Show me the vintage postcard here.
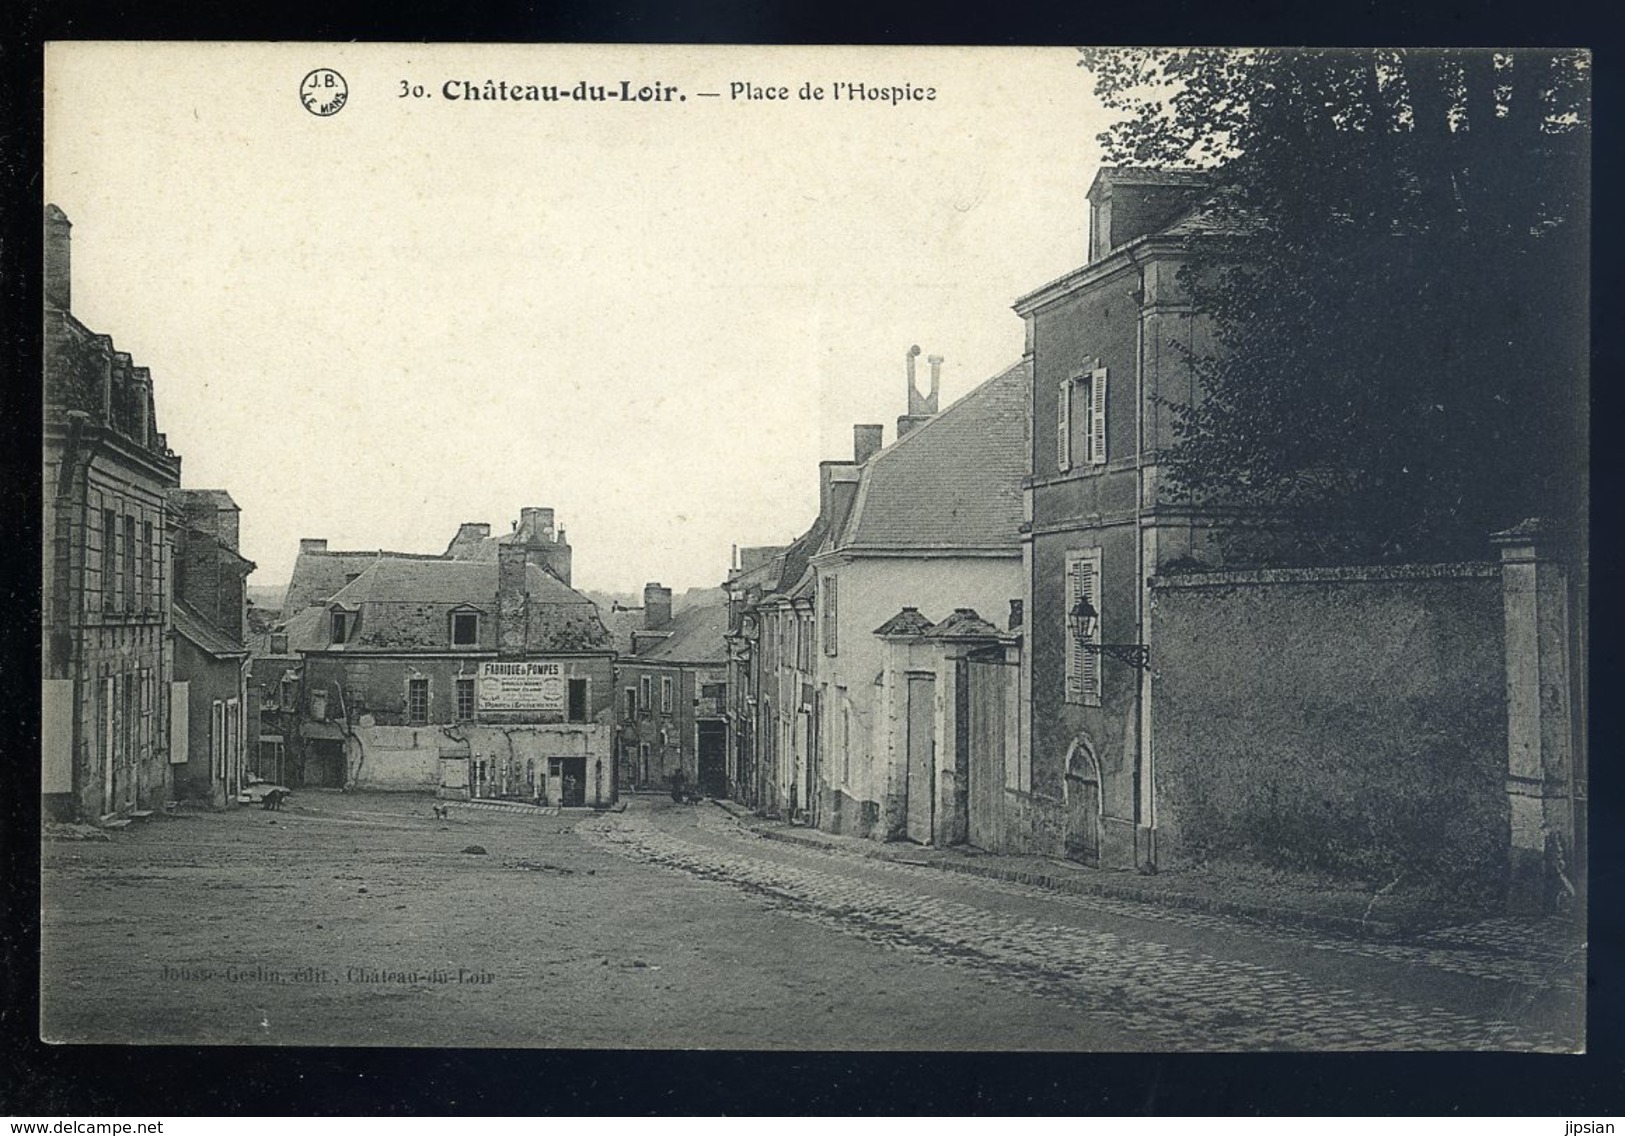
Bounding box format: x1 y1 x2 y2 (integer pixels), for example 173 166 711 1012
41 43 1587 1050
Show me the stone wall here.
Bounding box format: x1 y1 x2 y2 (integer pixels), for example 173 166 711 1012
1149 563 1509 905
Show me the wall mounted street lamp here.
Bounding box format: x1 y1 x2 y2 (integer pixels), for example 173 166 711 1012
1067 597 1152 671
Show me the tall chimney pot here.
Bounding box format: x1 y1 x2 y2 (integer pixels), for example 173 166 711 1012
853 424 884 464
497 543 530 658
643 583 673 630
519 507 556 543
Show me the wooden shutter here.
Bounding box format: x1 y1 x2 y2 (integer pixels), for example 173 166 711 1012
823 575 838 656
1064 559 1083 703
1057 380 1072 471
1065 552 1101 704
1090 367 1108 466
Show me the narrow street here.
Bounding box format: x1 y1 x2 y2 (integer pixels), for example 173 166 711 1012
40 793 1584 1051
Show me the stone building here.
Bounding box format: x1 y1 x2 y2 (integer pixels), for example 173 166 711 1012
168 489 256 805
42 204 183 822
721 544 788 806
1011 167 1226 870
810 353 1031 841
613 584 729 796
290 522 618 805
722 531 823 819
1008 166 1585 915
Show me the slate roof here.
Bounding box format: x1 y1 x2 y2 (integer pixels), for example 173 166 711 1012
170 488 239 513
874 607 937 637
328 558 585 608
280 548 439 614
249 603 329 656
174 600 248 658
602 604 647 658
924 607 1006 640
767 516 826 600
315 558 609 652
634 602 729 665
837 358 1031 552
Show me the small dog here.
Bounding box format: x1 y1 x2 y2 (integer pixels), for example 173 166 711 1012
261 788 289 811
432 804 449 820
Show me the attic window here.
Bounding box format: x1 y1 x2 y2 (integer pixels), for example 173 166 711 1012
451 610 479 646
270 632 289 655
330 610 351 643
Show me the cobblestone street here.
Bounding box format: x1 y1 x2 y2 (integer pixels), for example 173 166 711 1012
590 801 1584 1052
40 793 1584 1051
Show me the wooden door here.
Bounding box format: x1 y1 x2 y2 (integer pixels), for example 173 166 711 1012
966 654 1007 851
1065 774 1101 865
905 674 935 843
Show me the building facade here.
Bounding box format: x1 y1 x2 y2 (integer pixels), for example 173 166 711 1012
1012 167 1223 870
811 355 1031 842
723 535 821 819
290 525 618 805
42 204 184 822
169 489 255 805
614 584 729 796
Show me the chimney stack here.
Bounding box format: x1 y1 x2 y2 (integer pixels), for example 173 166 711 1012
299 538 328 554
643 583 673 630
897 347 941 441
45 204 71 312
518 507 556 543
132 367 153 445
497 543 530 658
853 423 884 464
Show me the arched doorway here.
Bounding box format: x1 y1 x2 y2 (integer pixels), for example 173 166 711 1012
1062 736 1102 866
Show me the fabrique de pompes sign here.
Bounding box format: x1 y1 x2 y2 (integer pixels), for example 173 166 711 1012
477 661 566 711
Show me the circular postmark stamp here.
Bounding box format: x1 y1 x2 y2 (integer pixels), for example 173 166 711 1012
300 68 349 116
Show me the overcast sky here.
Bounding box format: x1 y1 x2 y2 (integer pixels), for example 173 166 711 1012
45 43 1111 596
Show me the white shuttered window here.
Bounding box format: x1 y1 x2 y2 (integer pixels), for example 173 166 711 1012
1059 365 1109 470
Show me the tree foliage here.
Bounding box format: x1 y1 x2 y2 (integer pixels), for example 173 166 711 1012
1079 49 1589 563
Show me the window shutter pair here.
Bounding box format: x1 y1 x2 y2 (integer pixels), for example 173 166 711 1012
1057 367 1108 471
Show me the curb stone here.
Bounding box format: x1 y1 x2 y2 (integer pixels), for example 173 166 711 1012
710 800 1407 941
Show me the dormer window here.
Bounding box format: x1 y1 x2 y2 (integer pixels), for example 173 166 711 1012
331 610 352 644
450 608 480 647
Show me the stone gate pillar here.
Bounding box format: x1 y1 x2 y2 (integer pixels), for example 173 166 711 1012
1492 519 1583 917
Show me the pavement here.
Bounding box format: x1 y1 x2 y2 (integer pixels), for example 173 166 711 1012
708 797 1580 943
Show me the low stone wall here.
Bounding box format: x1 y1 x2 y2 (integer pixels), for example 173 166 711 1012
1149 563 1509 906
998 790 1065 858
822 788 880 839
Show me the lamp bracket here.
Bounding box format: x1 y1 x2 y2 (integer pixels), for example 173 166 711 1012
1080 642 1151 671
